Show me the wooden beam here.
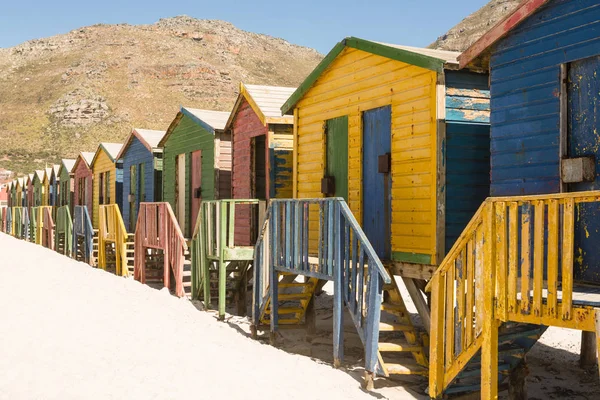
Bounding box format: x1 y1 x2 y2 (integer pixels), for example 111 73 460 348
389 261 437 280
580 331 597 368
403 277 431 334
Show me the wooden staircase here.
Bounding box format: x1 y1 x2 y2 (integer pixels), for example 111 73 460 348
125 233 135 277
92 229 99 266
257 273 319 332
374 274 428 380
428 192 600 399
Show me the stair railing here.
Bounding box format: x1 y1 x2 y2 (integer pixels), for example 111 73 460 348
98 204 129 276
191 199 262 318
55 206 73 257
427 191 600 398
19 207 30 241
134 202 188 297
0 206 6 233
29 207 41 244
252 198 391 375
5 207 12 235
41 206 55 250
73 205 94 265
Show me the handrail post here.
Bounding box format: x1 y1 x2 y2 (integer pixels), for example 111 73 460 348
218 201 227 320
481 204 499 399
333 200 344 367
202 204 210 306
269 202 279 344
428 273 445 398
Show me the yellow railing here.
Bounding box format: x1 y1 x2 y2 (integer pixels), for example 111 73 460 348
98 204 129 277
428 191 600 399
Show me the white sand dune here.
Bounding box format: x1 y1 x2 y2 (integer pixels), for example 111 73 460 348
0 233 374 400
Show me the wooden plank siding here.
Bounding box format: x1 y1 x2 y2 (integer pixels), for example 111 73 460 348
217 132 232 199
120 135 157 232
294 47 439 263
270 124 293 199
162 114 218 238
73 157 94 219
91 150 119 228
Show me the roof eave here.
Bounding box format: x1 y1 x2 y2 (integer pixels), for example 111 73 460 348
459 0 550 69
281 37 447 115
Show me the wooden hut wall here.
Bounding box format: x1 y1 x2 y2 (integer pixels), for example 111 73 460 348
73 159 94 222
162 114 218 237
92 149 120 228
33 174 43 207
294 47 439 264
121 135 157 232
59 166 73 212
482 0 600 282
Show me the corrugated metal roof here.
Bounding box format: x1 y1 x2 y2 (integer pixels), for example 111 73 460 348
376 42 460 65
134 129 167 149
62 159 76 173
100 143 124 161
81 152 95 167
184 109 230 131
245 84 296 120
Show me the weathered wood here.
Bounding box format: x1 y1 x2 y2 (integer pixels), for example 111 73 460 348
532 200 544 317
520 204 532 315
495 202 507 319
403 277 431 334
428 273 445 399
547 200 559 318
562 199 574 320
508 362 528 400
580 331 597 368
481 205 498 400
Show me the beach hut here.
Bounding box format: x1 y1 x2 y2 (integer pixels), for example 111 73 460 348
15 178 24 207
282 37 490 268
116 128 166 232
160 107 231 237
73 152 95 219
58 159 76 211
460 0 600 284
26 173 34 209
90 143 124 228
225 83 296 245
49 165 60 206
32 170 46 207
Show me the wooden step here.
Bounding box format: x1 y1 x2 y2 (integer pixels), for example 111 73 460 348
261 318 301 325
265 307 304 315
278 282 313 288
379 340 423 352
378 322 414 332
278 292 312 301
385 362 428 376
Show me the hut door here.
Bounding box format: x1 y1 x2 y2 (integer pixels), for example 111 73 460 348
190 150 202 233
567 56 600 283
129 165 137 230
325 116 348 200
362 106 391 259
176 154 186 232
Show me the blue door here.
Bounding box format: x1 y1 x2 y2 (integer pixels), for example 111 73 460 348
362 106 392 259
568 55 600 283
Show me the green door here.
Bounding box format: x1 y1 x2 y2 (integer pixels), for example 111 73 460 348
325 116 348 200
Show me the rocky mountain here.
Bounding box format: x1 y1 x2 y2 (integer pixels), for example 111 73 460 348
0 16 322 174
430 0 521 52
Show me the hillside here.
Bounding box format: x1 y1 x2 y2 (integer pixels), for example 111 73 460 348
0 16 322 175
430 0 521 51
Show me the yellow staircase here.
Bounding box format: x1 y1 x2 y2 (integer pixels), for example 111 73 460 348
428 191 600 399
258 274 319 332
375 274 428 380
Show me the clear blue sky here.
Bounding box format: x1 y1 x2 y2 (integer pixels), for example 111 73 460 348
0 0 488 53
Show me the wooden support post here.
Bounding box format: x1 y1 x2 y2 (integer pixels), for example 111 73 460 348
218 202 227 320
508 362 528 400
305 291 316 341
428 274 445 399
595 309 600 381
580 331 597 368
403 277 431 334
269 203 279 345
481 205 499 400
333 202 344 368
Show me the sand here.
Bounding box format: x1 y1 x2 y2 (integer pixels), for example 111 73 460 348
0 233 373 400
1 231 598 399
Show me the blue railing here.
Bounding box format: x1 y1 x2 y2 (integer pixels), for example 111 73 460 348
73 205 94 264
253 198 391 374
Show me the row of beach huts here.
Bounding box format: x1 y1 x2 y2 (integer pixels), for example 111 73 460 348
2 1 600 398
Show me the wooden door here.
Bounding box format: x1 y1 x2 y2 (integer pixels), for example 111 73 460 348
362 106 392 259
129 165 137 231
325 116 348 200
190 150 202 235
176 154 186 233
567 56 600 283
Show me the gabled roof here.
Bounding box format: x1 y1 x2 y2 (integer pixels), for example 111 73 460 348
90 142 123 167
116 128 167 161
17 178 23 188
73 151 95 173
459 0 550 69
49 165 60 182
27 173 34 185
281 36 462 114
34 170 45 183
158 107 230 147
225 83 297 129
45 167 53 182
59 159 76 176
